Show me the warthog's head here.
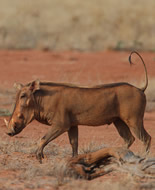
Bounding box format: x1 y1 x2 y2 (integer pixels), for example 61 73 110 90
5 80 40 136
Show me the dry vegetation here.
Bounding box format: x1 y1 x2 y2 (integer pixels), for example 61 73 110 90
0 137 154 190
0 0 155 51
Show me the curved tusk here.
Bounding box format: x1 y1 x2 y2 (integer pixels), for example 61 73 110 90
4 118 9 127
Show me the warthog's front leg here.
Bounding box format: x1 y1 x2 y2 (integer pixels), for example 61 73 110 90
36 124 69 163
68 126 78 157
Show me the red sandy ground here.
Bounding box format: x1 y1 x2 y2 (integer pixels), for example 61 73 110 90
0 50 155 188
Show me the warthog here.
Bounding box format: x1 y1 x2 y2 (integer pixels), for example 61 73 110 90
5 51 151 163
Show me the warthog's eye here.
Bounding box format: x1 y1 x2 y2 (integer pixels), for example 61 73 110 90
20 93 26 99
18 113 24 119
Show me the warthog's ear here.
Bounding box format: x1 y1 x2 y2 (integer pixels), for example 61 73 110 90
29 79 40 93
14 83 23 91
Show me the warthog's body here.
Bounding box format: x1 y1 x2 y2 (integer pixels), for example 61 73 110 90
6 52 151 163
33 82 144 127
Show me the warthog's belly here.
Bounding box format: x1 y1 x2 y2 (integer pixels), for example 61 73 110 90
71 113 115 126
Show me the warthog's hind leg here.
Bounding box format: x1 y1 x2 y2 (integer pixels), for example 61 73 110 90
68 125 78 157
125 120 151 153
113 118 135 148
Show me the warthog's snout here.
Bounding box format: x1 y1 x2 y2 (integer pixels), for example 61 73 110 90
4 118 23 136
6 126 22 136
6 126 16 137
4 119 14 136
7 132 15 137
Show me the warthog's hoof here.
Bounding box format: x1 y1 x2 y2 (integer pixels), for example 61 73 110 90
36 150 44 164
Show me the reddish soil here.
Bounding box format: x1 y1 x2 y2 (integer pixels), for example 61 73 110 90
0 50 155 189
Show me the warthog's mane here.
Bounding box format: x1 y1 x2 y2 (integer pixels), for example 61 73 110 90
27 81 132 89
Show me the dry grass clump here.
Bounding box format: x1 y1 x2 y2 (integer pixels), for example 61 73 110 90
80 140 107 154
61 175 137 190
0 138 36 154
100 176 137 190
0 137 75 188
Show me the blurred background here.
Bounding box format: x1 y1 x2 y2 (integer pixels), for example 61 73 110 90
0 0 154 51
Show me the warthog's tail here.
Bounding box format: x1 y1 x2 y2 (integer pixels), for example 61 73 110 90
129 51 148 92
